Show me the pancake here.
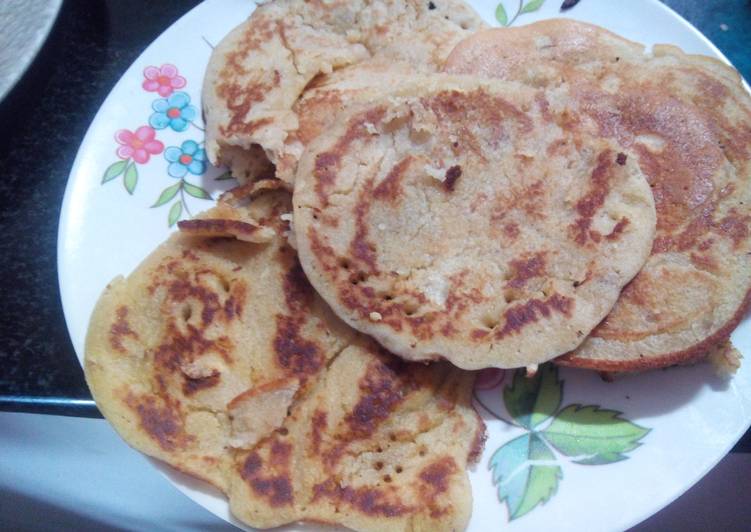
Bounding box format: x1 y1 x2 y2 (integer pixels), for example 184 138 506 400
277 60 420 183
84 188 352 490
445 20 751 371
84 187 483 530
229 338 483 530
293 76 657 370
203 0 486 184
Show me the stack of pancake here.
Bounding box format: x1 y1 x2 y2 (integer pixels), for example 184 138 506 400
85 1 751 530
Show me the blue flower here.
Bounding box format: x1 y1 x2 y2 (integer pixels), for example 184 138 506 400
164 140 206 178
149 91 197 132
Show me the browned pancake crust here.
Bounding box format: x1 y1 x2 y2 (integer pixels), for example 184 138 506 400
293 77 657 369
446 20 751 371
203 0 486 184
85 189 483 530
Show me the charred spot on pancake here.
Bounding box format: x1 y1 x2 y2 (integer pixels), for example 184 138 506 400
418 457 458 517
651 201 749 254
314 108 387 205
312 479 411 517
109 306 139 352
427 90 533 150
223 281 247 320
495 294 573 339
569 150 615 245
470 328 489 340
182 371 221 396
308 228 340 276
273 257 327 375
314 152 341 201
428 1 436 9
502 222 520 240
536 92 553 122
690 252 718 272
274 316 324 377
181 249 199 261
344 357 416 439
125 393 191 452
321 353 420 468
506 252 546 289
310 410 327 455
606 217 630 241
350 182 380 274
165 275 223 325
216 17 279 136
154 323 232 373
443 165 462 192
282 256 315 312
373 157 412 201
718 210 751 248
240 442 294 507
270 439 292 466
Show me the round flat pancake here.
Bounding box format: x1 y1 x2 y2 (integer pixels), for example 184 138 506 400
229 338 483 531
203 0 486 184
84 189 483 530
445 19 751 371
85 190 353 490
293 76 657 369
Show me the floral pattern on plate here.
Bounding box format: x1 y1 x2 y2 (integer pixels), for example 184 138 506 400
100 63 213 226
475 365 649 520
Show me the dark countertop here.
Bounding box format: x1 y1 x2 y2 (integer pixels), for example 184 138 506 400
0 0 749 451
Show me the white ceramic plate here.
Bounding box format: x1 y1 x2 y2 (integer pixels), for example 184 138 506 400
58 1 751 530
0 0 62 102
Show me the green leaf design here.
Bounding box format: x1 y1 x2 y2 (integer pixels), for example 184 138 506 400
183 182 212 200
123 162 138 195
495 2 508 26
490 433 561 520
542 405 650 465
503 364 562 429
102 160 127 183
168 201 183 227
152 182 182 208
520 0 546 14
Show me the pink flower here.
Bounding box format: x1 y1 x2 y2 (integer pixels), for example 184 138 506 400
474 368 506 390
115 126 164 164
142 64 186 97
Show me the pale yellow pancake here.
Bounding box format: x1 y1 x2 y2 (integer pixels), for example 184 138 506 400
85 187 483 530
445 19 751 371
203 0 486 185
293 75 657 369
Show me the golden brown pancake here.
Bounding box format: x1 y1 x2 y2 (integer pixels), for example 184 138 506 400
293 75 657 369
445 19 751 372
84 189 352 490
276 59 420 183
228 338 483 530
203 0 486 184
84 187 483 530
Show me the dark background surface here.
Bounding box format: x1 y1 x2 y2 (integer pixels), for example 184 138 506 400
0 0 749 450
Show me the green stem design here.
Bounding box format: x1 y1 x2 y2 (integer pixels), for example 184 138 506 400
473 389 520 428
179 180 194 218
508 0 524 26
